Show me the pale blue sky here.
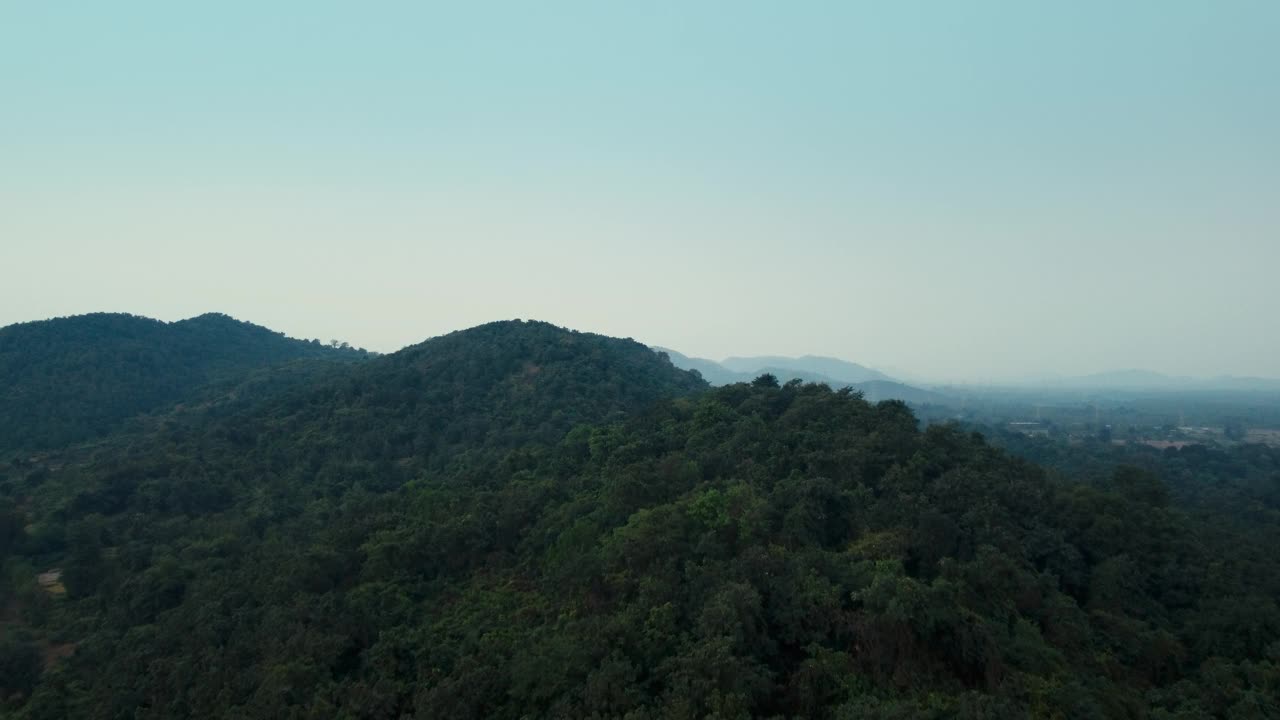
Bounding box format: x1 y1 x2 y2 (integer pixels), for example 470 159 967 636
2 2 1277 381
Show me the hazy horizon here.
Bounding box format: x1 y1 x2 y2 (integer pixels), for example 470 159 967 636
4 2 1277 381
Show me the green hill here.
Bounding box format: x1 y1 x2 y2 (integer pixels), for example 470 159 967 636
0 320 1277 719
201 319 710 480
0 312 368 452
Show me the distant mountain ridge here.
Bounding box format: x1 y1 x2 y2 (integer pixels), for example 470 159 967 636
653 346 948 404
720 354 893 384
651 347 743 386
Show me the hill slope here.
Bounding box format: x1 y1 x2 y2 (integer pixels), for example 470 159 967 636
0 312 368 452
6 319 709 525
3 325 1277 717
218 320 710 476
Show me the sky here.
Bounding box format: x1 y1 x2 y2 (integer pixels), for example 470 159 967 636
2 2 1277 382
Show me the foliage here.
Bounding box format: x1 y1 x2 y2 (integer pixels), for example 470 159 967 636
2 318 1278 718
0 312 368 453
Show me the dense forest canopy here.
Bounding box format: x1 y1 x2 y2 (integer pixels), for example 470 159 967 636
1 315 1278 719
0 313 369 453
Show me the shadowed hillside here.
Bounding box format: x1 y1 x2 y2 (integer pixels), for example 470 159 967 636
207 319 710 476
0 312 368 452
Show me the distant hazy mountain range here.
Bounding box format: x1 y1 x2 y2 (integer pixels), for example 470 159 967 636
719 355 893 383
652 347 947 404
653 347 1280 402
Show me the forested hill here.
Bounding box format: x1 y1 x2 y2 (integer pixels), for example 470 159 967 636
0 312 368 452
195 319 711 477
2 319 1278 718
1 341 1277 717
